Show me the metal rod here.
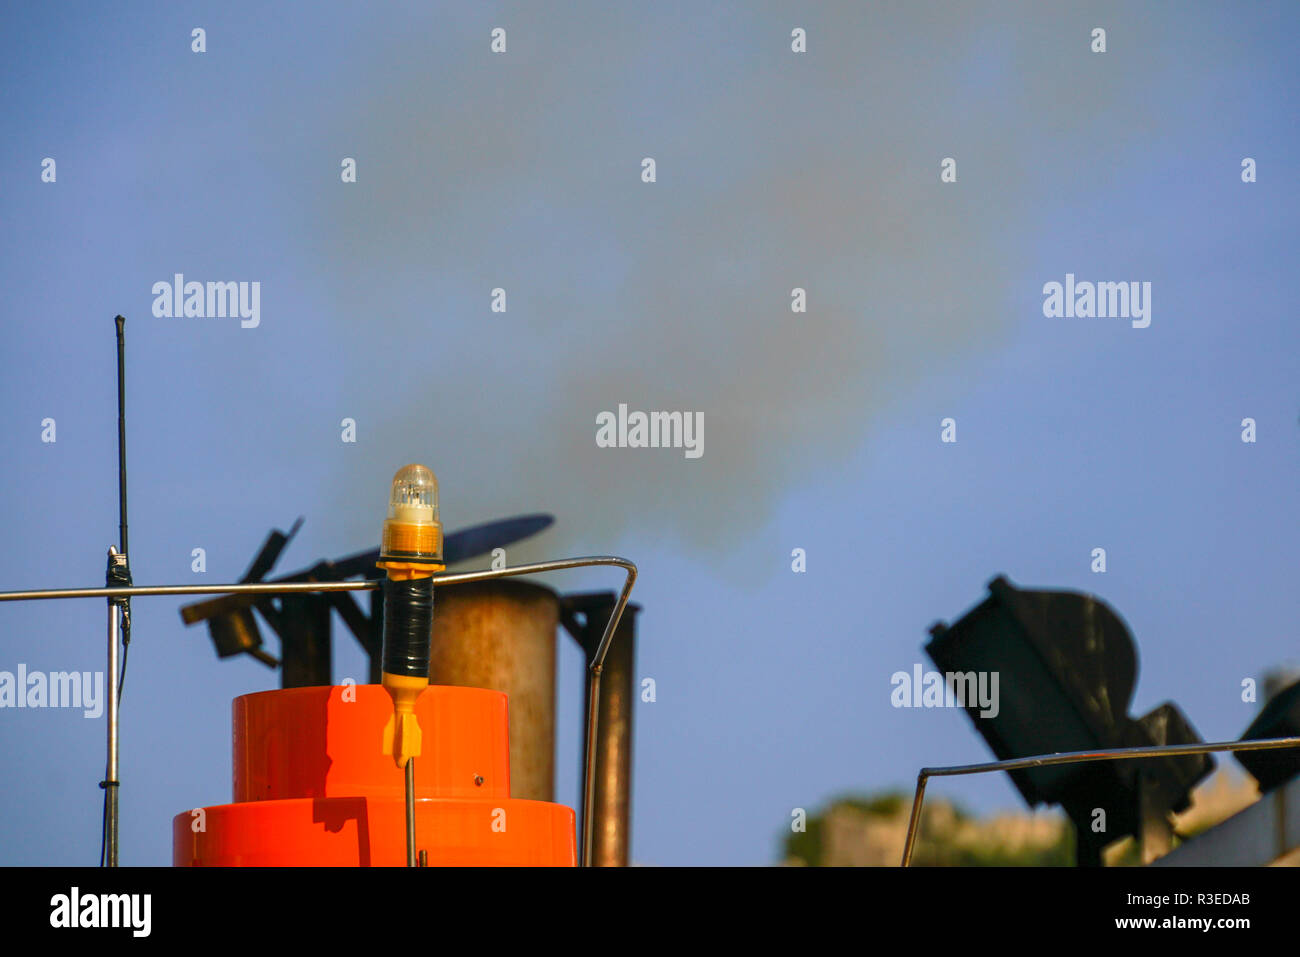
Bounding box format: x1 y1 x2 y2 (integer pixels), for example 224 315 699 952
107 315 129 869
899 772 928 871
0 556 635 602
115 315 128 560
405 757 416 867
104 600 119 867
568 596 639 867
0 554 638 869
578 564 637 867
0 581 371 601
581 666 603 867
900 735 1300 866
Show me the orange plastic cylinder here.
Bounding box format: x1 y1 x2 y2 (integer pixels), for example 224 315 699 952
233 685 511 802
173 685 575 866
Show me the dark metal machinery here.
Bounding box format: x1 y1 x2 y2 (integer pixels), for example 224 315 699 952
925 575 1214 865
914 575 1300 866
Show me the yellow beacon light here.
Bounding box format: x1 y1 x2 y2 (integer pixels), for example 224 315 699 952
380 464 443 570
377 464 445 773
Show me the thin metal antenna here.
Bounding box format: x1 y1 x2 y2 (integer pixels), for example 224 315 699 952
115 315 129 562
102 315 132 867
102 550 121 868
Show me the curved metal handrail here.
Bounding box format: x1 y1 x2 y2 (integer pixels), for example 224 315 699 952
901 735 1300 866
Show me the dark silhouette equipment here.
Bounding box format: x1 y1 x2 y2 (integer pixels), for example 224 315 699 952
180 514 553 686
926 575 1214 865
1237 678 1300 791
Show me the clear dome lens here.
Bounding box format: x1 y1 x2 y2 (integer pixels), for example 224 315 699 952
387 464 438 523
381 464 443 562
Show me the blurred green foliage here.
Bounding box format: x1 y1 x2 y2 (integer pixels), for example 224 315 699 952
782 791 1074 866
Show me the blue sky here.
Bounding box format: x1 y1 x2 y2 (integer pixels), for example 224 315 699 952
1 1 1297 865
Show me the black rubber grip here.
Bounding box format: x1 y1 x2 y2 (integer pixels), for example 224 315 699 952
381 576 435 678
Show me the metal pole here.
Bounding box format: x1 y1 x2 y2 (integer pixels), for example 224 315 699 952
581 666 603 867
104 596 119 867
0 556 635 602
2 581 380 601
579 567 636 867
899 772 928 870
405 757 416 867
900 735 1300 866
569 595 638 866
115 316 128 560
105 315 130 868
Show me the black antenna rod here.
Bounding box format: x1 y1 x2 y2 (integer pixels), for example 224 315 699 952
116 314 128 557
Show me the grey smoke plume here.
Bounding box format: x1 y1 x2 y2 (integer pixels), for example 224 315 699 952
289 2 1194 556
